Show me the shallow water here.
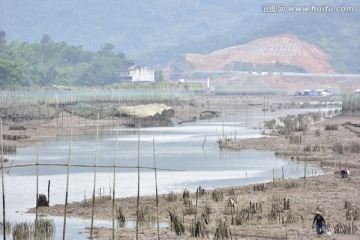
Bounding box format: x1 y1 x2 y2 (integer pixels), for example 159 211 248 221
1 107 330 239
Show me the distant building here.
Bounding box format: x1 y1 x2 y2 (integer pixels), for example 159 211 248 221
129 65 155 83
119 64 134 83
119 65 155 83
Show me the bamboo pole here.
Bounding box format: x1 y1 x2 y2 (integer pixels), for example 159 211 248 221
136 122 140 240
90 113 100 239
202 136 207 150
1 119 6 240
35 123 40 239
1 163 182 171
195 188 199 225
112 125 119 240
62 112 73 240
153 139 160 240
48 180 50 205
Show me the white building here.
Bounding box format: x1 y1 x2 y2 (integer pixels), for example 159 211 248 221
129 65 155 83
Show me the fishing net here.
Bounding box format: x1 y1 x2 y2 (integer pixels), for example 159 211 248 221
116 103 174 119
0 106 61 124
63 103 116 120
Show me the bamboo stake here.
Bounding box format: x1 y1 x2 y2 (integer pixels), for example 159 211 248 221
35 122 40 239
153 139 160 240
202 136 207 150
90 113 100 239
1 119 6 240
136 122 140 240
48 180 50 205
195 188 199 224
62 112 73 240
112 125 119 240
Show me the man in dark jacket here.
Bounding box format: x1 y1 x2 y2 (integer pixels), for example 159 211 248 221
312 211 326 234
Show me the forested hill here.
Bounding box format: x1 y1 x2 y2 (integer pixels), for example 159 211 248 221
1 0 360 73
0 39 133 87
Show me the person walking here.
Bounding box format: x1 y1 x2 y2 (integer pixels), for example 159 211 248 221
312 211 326 235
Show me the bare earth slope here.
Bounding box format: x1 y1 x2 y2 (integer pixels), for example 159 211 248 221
185 34 332 73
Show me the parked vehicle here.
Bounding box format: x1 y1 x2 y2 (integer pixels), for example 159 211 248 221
303 90 317 96
315 89 332 96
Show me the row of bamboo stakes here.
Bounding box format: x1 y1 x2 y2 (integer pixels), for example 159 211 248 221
0 112 176 240
0 89 195 109
0 93 344 239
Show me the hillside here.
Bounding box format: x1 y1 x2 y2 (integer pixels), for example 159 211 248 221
1 0 359 73
185 34 332 73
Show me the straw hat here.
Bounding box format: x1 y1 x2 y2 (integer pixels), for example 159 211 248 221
313 210 321 215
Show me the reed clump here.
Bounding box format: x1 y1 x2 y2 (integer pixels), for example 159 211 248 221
334 222 358 234
229 201 262 225
213 220 231 240
168 211 185 236
0 221 11 236
268 196 294 224
11 219 55 240
37 194 49 207
212 189 223 202
191 219 209 238
12 222 33 239
333 141 360 154
116 206 127 223
35 219 56 239
196 186 205 196
136 206 156 223
253 184 265 191
344 201 359 221
325 124 338 130
166 191 177 202
82 195 111 207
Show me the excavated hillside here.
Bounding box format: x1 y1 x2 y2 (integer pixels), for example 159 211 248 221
185 34 332 73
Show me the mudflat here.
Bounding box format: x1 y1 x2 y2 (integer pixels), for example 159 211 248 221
23 109 360 239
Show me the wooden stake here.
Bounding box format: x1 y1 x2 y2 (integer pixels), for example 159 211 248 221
90 113 99 239
112 125 119 240
153 139 160 240
195 188 199 224
48 180 50 205
1 119 6 240
136 122 140 240
35 123 40 239
273 168 275 184
62 112 73 240
202 136 207 150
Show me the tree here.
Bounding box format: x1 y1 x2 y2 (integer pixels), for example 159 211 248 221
41 34 51 44
155 70 164 82
0 31 6 43
99 43 114 56
0 60 24 88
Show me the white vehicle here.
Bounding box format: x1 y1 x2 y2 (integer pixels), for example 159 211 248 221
315 89 332 96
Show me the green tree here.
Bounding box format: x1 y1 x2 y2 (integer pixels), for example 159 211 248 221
41 34 51 44
0 31 6 43
155 70 164 82
0 60 24 88
0 39 133 87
